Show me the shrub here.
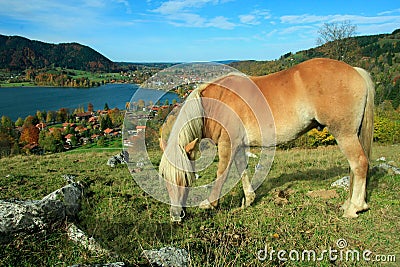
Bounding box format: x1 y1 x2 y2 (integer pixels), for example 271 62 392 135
307 127 336 147
374 115 400 143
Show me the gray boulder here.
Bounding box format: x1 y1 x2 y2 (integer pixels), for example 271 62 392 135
0 180 83 243
142 246 189 267
107 151 129 167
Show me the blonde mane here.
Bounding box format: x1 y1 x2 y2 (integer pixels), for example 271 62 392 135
159 87 205 186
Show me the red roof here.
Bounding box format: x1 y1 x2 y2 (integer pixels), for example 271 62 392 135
104 128 114 134
65 134 74 139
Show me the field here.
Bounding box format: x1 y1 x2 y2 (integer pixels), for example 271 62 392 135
0 144 399 266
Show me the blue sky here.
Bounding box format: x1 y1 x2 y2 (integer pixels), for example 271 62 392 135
0 0 399 62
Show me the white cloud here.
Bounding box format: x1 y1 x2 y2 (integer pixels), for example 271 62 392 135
278 13 400 37
151 0 236 29
239 9 271 25
207 16 236 29
152 0 221 15
378 8 400 16
280 13 400 26
239 14 258 25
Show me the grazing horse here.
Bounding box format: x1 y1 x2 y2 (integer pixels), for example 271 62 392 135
159 58 374 222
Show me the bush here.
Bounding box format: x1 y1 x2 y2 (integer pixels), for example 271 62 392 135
374 115 400 143
307 127 336 147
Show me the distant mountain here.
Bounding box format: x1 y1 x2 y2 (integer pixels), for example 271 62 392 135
0 34 116 71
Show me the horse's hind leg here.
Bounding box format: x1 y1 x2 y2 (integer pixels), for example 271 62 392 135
336 135 369 218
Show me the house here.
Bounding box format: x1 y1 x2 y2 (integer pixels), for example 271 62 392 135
75 112 93 121
88 116 98 124
74 125 88 133
35 122 47 130
64 134 75 145
104 128 114 135
91 134 101 141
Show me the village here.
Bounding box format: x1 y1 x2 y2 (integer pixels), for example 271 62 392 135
0 100 180 157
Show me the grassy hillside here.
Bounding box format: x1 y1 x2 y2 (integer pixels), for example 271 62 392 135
230 29 400 109
0 144 399 266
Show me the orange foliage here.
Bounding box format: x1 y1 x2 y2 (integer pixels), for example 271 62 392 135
20 125 39 144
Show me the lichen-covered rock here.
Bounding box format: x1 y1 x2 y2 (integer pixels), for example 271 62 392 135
107 151 129 167
142 246 189 267
0 181 83 243
67 223 110 255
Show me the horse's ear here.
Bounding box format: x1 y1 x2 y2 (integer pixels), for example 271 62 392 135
185 138 198 154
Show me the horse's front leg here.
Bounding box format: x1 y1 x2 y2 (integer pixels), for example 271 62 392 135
199 139 232 209
166 182 189 222
234 146 255 207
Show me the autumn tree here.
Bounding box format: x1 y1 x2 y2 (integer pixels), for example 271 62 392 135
137 99 145 110
57 108 69 122
316 21 360 63
88 103 94 113
108 108 123 126
20 125 39 144
23 115 38 128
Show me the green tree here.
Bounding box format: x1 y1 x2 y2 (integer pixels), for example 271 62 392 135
46 111 56 123
100 114 113 131
104 103 110 111
0 132 12 157
39 131 64 153
15 117 24 127
69 135 78 147
36 110 45 122
1 116 14 135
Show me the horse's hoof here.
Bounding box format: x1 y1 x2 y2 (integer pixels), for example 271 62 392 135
342 201 369 218
170 217 182 222
199 199 214 209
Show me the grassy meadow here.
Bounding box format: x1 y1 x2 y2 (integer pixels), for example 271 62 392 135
0 144 399 266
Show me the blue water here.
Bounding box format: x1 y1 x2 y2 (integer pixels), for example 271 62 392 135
0 84 180 121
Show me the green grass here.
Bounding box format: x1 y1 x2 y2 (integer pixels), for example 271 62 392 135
0 144 399 266
0 81 35 87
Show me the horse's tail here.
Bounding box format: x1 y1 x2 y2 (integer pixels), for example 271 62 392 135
354 67 375 161
159 87 204 187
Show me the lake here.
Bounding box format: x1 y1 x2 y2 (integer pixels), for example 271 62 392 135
0 84 180 121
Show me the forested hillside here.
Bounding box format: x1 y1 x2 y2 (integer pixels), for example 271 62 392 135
230 29 400 109
0 34 116 71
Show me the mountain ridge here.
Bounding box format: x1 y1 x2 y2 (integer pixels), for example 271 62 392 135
0 34 116 71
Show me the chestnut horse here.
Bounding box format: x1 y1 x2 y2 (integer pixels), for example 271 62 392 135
159 58 374 222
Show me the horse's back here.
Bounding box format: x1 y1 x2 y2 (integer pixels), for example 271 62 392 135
251 58 369 143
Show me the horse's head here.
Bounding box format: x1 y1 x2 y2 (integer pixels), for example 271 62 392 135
158 95 204 222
